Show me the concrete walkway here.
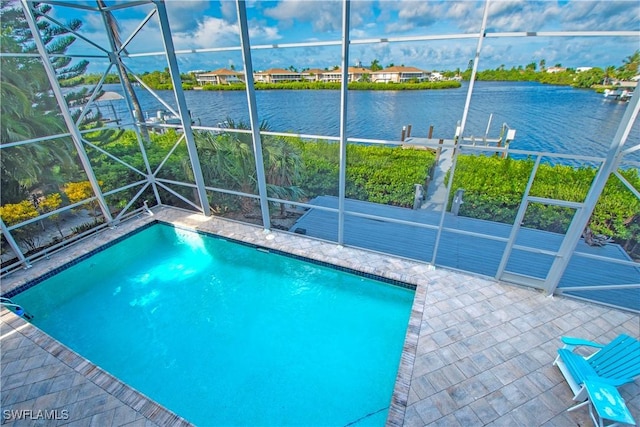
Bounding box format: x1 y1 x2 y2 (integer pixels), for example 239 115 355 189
423 144 454 210
1 207 638 426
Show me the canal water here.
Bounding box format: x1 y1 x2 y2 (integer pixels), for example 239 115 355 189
99 81 638 161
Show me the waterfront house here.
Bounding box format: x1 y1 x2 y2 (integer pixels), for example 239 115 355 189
319 67 371 83
372 66 430 83
300 68 326 82
195 68 244 85
546 66 567 73
254 68 301 83
347 67 371 82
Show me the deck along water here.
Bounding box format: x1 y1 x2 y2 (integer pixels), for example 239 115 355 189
290 196 640 312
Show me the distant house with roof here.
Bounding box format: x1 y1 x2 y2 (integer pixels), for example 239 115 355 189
347 67 371 82
318 67 371 83
372 66 430 83
195 68 244 85
254 69 301 83
546 66 567 73
300 68 327 82
196 64 439 86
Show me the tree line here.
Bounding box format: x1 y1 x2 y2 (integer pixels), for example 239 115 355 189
68 49 639 92
456 51 640 89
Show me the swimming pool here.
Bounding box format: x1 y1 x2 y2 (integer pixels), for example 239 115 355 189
12 223 414 426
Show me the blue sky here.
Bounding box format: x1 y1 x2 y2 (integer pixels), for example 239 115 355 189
50 1 640 75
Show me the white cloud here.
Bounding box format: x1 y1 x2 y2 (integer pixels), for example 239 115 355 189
54 0 640 74
219 1 237 22
165 1 212 32
171 16 240 49
558 1 640 31
248 19 282 42
263 0 342 32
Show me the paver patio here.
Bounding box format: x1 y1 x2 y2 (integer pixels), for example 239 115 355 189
1 207 638 426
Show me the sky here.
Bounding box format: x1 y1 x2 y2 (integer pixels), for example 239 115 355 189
45 0 640 75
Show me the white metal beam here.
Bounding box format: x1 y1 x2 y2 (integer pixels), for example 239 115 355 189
431 0 491 265
337 0 351 245
97 0 161 207
0 219 30 269
20 0 113 223
545 87 640 294
236 0 271 229
153 0 211 215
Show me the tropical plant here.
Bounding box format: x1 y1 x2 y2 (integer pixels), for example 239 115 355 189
618 50 640 80
63 180 104 216
263 136 304 216
0 199 40 250
38 192 64 238
0 1 112 205
0 2 76 196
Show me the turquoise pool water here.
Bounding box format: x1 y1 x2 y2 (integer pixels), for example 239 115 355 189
13 224 414 426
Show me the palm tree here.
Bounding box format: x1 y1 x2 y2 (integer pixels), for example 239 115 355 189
604 66 616 85
0 2 82 202
619 50 640 80
194 120 304 217
539 59 546 72
195 129 257 214
263 137 304 217
97 0 149 142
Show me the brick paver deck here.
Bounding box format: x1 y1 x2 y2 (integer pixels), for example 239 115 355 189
1 207 638 426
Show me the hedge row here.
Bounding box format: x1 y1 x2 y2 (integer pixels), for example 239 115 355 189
200 80 461 91
449 154 640 256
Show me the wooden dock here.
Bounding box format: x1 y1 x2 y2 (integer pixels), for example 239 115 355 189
290 196 640 312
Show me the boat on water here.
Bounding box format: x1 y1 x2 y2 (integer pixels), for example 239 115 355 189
144 110 200 129
144 110 182 126
603 88 633 102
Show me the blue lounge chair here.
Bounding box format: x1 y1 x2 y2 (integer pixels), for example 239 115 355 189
554 334 640 401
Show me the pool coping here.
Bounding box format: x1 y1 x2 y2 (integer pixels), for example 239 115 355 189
1 206 439 425
0 308 193 426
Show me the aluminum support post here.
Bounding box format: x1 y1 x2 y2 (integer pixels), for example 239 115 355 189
153 0 211 215
544 88 640 294
236 0 271 230
495 155 543 278
431 0 490 265
20 0 113 223
337 0 351 245
459 0 490 138
0 219 30 269
97 2 161 207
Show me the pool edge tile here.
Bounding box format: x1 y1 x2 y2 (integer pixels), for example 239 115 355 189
0 308 194 427
1 206 435 426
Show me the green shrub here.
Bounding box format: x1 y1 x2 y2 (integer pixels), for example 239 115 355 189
449 154 640 255
197 80 461 91
293 140 435 207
